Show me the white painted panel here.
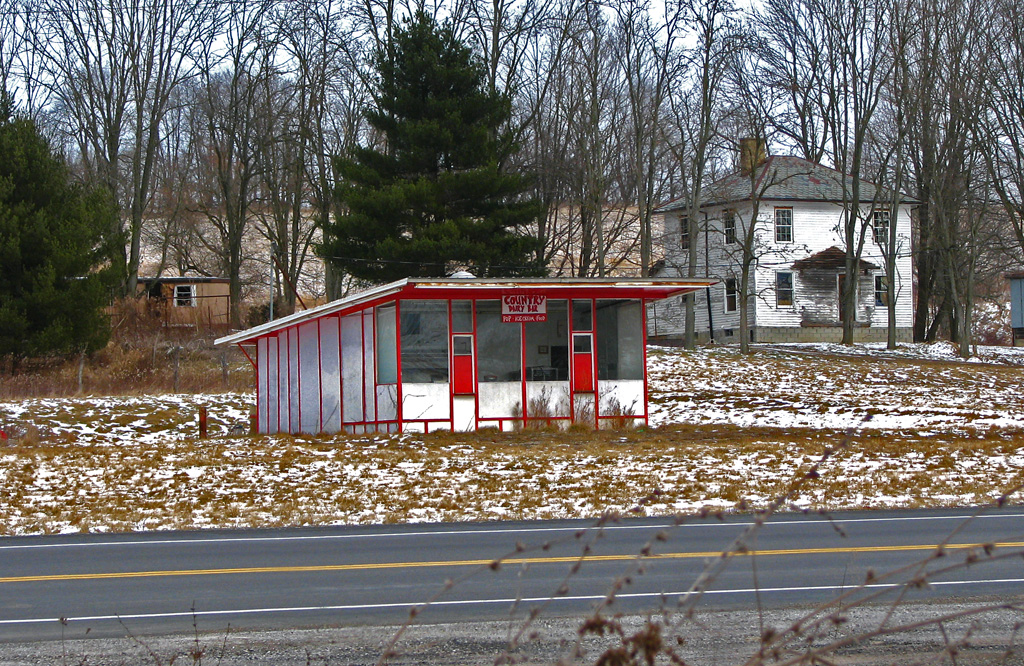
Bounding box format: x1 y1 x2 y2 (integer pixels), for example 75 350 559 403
257 337 269 433
320 317 341 433
478 382 521 419
363 312 376 424
599 380 644 418
341 314 363 424
288 328 300 433
525 382 570 419
276 335 288 433
573 393 596 426
299 321 321 433
402 383 451 422
452 395 475 432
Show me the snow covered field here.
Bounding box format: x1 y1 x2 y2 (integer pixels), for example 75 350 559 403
1 343 1023 535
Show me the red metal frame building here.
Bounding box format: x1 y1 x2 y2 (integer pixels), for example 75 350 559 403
217 277 715 434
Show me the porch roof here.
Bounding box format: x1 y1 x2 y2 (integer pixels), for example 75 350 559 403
791 246 880 271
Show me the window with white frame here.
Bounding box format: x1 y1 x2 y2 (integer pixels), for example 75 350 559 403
872 210 891 245
725 278 738 312
875 275 888 306
724 210 737 244
776 272 794 306
680 216 690 250
774 208 793 242
174 284 196 307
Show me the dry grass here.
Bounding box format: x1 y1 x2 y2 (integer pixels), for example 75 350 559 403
2 345 1024 535
0 419 1022 535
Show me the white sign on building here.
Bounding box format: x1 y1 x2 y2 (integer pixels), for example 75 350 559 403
502 294 547 323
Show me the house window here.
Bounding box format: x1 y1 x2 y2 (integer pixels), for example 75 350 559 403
875 275 888 306
775 208 793 243
174 284 195 307
724 210 737 245
725 278 738 313
680 216 690 250
872 210 890 245
776 272 794 307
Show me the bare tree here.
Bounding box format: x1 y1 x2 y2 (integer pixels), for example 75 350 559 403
191 0 275 328
985 0 1024 273
613 0 684 278
750 0 832 162
671 0 737 348
36 0 224 295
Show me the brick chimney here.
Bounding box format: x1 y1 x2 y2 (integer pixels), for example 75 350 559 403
738 137 767 174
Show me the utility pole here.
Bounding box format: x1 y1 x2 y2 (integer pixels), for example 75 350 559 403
270 243 278 322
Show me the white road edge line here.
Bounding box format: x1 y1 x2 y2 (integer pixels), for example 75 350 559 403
2 577 1022 626
1 513 1022 551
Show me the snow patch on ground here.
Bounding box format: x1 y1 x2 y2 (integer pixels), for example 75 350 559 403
1 343 1022 535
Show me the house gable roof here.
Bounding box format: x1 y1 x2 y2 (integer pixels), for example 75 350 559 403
655 155 918 213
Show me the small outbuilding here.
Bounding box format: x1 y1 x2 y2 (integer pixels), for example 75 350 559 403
137 276 232 331
216 277 714 434
1007 271 1024 346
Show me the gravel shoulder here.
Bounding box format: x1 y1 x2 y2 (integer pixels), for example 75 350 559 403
0 597 1018 665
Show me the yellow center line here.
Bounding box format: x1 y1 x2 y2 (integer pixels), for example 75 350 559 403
2 541 1020 585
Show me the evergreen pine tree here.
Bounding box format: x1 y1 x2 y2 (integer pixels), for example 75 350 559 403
0 94 120 360
322 11 542 282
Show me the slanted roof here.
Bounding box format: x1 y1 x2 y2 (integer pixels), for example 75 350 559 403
791 246 879 271
215 276 718 347
656 155 917 213
139 276 231 284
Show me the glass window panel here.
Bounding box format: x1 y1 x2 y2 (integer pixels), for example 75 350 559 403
375 306 397 384
452 300 473 333
775 208 793 242
595 300 643 380
453 335 473 356
400 300 449 383
524 300 567 381
476 300 521 382
572 300 593 331
573 333 592 353
776 272 794 307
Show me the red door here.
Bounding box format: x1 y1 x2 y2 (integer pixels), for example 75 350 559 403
452 334 475 394
572 333 594 392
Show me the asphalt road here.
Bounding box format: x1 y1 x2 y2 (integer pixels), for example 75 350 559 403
1 507 1023 646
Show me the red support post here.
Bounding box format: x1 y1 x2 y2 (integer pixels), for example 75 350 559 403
199 406 208 439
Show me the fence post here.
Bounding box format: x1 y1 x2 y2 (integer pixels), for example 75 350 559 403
199 406 208 439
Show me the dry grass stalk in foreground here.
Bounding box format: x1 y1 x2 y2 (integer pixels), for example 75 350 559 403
375 430 1024 666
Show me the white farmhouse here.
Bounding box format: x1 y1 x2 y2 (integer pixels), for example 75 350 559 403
648 153 915 344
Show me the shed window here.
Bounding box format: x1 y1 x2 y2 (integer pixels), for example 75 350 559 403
174 284 195 307
452 300 473 333
572 299 593 331
376 305 397 384
476 300 521 382
525 300 568 381
775 208 793 243
776 272 794 307
595 299 643 380
400 300 449 383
